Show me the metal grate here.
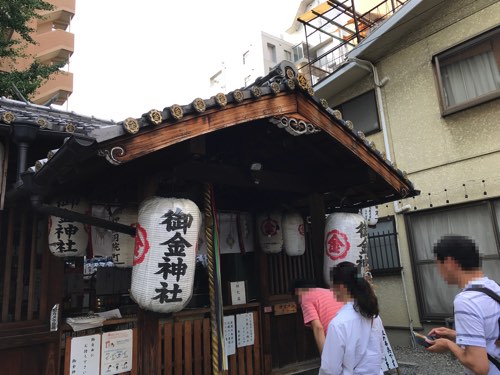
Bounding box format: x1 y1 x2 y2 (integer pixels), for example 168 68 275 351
368 229 401 275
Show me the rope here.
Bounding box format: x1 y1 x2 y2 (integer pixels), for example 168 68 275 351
204 183 226 374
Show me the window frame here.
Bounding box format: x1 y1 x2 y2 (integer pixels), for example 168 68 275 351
433 26 500 116
405 199 500 322
334 90 381 136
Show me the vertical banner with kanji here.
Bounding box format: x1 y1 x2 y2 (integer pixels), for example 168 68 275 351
381 328 398 371
69 334 101 375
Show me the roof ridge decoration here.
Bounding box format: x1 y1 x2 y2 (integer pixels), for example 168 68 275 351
8 59 414 197
104 59 412 190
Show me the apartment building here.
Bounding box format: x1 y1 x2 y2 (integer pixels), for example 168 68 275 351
0 0 75 105
209 31 296 94
291 0 500 345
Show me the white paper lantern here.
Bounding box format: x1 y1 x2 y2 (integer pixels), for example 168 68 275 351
323 213 369 285
257 212 283 254
283 212 305 256
361 206 379 226
48 197 89 257
131 197 202 313
111 206 138 268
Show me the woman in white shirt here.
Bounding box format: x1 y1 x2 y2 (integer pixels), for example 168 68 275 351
319 262 384 375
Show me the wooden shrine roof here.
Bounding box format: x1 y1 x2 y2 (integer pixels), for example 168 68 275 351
1 60 418 210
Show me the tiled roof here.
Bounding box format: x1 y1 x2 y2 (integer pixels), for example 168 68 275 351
0 60 414 196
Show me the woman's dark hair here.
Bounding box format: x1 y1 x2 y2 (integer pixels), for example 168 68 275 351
330 262 379 318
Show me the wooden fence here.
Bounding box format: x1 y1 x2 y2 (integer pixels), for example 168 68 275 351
161 310 261 375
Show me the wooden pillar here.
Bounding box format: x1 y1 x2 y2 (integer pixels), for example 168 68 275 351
137 309 161 375
308 193 326 287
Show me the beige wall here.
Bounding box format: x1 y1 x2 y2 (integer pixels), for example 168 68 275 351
320 0 500 344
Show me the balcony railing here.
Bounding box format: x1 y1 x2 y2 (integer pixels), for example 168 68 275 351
39 0 75 30
32 70 73 105
34 29 74 64
293 0 409 86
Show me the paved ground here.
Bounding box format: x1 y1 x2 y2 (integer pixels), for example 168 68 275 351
274 344 465 374
391 345 464 375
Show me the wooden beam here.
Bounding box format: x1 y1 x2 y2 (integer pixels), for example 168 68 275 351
308 193 326 287
99 94 298 164
296 95 413 198
173 161 316 193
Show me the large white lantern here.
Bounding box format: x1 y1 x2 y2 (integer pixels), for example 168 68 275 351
111 206 137 268
283 212 305 256
48 197 89 257
323 213 369 285
131 197 202 313
257 212 283 254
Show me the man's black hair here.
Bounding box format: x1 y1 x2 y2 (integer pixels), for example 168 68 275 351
433 234 481 270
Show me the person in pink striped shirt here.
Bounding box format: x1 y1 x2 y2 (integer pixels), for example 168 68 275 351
293 280 345 354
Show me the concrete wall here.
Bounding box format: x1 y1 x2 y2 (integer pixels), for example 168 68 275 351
321 0 500 346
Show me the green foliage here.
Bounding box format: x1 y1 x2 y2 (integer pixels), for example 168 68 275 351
0 0 66 101
0 60 64 100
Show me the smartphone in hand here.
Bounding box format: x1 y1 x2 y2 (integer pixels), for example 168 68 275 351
413 331 436 348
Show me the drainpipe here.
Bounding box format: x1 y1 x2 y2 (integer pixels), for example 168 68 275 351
347 57 416 347
11 122 39 185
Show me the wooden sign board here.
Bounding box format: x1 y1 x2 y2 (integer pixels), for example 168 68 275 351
274 302 297 316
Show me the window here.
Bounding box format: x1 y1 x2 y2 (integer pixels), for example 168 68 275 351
243 50 249 65
285 50 292 61
434 27 500 115
293 43 305 62
267 43 277 63
244 75 252 87
406 200 500 320
334 90 380 135
367 216 401 275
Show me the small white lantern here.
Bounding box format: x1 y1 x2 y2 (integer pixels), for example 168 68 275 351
361 206 379 227
48 197 89 257
111 206 137 268
257 212 283 254
323 213 369 285
283 212 305 256
131 197 202 313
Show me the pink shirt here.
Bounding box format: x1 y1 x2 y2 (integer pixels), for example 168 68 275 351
300 288 344 334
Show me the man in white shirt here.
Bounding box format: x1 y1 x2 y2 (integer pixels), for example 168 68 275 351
427 235 500 375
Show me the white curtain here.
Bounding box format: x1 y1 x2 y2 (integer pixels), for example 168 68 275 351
441 50 500 107
410 202 500 316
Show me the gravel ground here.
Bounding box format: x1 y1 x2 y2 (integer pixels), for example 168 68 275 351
391 345 464 375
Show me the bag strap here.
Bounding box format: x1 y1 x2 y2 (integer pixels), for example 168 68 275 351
487 354 500 371
466 286 500 304
464 286 500 370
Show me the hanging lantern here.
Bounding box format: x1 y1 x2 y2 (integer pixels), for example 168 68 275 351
361 206 379 227
257 212 283 254
283 212 305 256
131 197 202 313
111 206 137 268
48 197 89 257
323 213 369 285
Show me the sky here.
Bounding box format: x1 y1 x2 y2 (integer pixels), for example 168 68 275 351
62 1 300 122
